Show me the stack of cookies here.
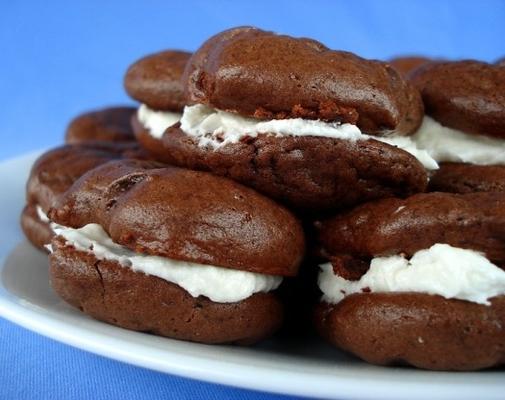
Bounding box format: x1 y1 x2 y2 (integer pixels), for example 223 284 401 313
21 26 505 371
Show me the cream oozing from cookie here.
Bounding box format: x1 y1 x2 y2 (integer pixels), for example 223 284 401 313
137 104 181 138
178 105 438 170
36 205 50 223
413 116 505 165
318 244 505 306
49 223 282 303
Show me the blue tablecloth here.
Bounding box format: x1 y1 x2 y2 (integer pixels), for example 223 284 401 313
0 318 298 400
1 1 503 399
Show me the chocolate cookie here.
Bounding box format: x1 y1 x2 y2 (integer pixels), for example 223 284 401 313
124 50 191 111
48 159 305 343
20 204 53 250
65 106 137 144
318 191 505 263
21 143 152 250
315 293 505 371
409 61 505 194
429 163 505 194
133 27 432 212
133 120 429 212
409 61 505 139
125 50 191 160
51 237 283 345
388 56 431 77
183 27 423 134
314 191 505 370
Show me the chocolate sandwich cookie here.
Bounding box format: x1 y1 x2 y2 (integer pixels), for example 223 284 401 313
125 50 192 154
133 27 437 213
184 28 423 132
65 106 137 144
21 143 151 250
48 159 304 344
388 56 431 77
314 192 505 370
410 61 505 193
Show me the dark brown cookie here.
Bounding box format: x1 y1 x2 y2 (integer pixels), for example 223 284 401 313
429 163 505 193
183 27 423 135
315 293 505 371
65 106 136 144
132 120 428 212
388 56 431 77
50 238 283 345
20 204 53 251
27 143 148 213
22 143 152 250
124 50 191 111
49 159 305 276
318 192 505 264
409 60 505 139
47 160 304 344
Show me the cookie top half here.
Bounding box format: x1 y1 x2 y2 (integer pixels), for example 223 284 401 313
65 106 136 144
124 50 192 111
409 60 505 139
183 27 423 136
388 56 431 77
318 192 505 264
49 159 305 276
27 143 149 213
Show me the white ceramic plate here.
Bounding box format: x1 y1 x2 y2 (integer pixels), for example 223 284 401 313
0 151 504 400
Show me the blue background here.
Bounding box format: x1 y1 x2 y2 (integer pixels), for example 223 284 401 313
1 1 504 399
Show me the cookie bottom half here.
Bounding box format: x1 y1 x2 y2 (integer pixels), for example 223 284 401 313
315 292 505 371
429 163 505 194
133 119 428 212
50 238 284 345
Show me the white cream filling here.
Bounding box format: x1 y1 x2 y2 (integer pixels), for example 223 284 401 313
180 104 364 143
413 116 505 165
36 205 50 223
49 223 281 303
138 103 438 170
318 244 505 306
137 104 181 139
177 104 438 170
377 135 438 170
